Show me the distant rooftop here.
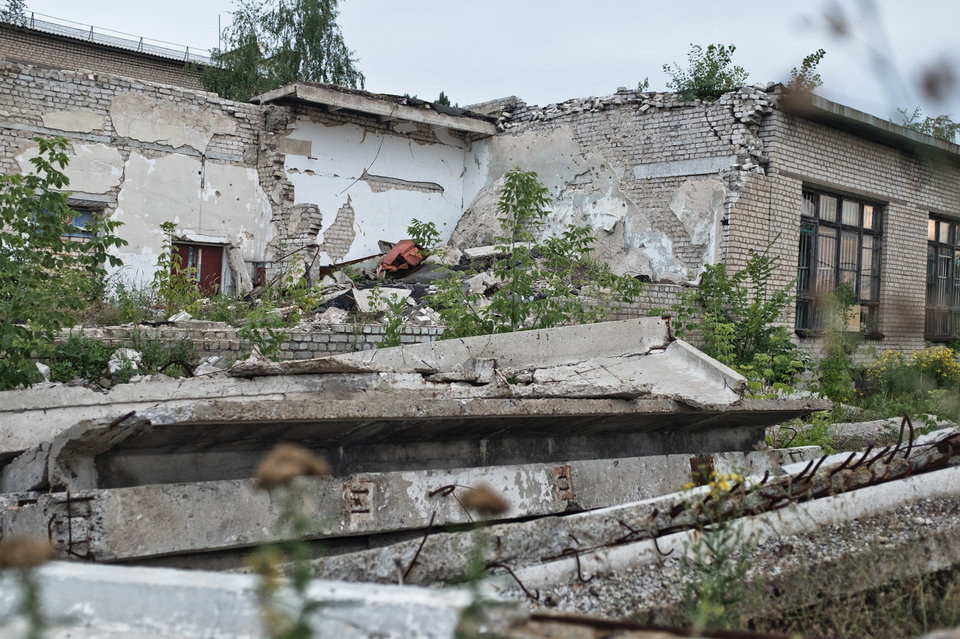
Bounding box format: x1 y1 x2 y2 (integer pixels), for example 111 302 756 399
9 12 212 65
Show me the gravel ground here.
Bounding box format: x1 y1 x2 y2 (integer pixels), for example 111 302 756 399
496 496 960 626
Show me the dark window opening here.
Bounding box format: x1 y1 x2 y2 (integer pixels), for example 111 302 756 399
925 216 960 341
795 189 882 334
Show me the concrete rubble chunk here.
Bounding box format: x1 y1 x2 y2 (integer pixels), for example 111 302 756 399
316 306 350 323
107 348 141 374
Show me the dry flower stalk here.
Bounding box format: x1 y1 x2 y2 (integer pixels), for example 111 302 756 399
255 443 331 489
460 483 510 515
0 538 57 570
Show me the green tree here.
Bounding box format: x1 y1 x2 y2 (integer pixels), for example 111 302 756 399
787 49 826 93
435 91 451 106
896 107 960 144
204 0 363 101
0 137 126 390
1 0 27 26
663 43 748 100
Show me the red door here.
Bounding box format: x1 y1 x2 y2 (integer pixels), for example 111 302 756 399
172 243 223 296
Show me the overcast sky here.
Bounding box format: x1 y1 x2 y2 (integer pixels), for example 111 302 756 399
21 0 960 121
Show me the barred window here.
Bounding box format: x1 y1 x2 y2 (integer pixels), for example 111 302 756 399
795 189 882 333
926 216 960 341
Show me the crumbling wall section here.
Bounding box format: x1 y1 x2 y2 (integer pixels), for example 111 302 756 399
60 321 443 362
455 86 776 283
265 103 478 283
0 62 279 290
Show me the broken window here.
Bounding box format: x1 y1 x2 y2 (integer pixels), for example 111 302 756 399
795 189 882 333
925 216 960 341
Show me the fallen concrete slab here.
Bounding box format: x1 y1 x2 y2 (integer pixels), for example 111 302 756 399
2 318 817 464
0 448 818 564
0 562 486 639
302 428 960 589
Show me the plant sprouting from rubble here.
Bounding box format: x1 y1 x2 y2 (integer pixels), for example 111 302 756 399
665 246 806 394
786 49 827 93
238 301 290 361
0 137 126 391
204 0 364 101
663 43 749 101
896 107 960 144
428 168 643 338
679 473 756 633
152 222 202 317
407 218 442 257
368 286 406 348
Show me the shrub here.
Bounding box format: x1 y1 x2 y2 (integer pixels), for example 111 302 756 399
663 43 749 100
48 334 113 383
669 248 806 393
427 168 643 339
0 137 125 389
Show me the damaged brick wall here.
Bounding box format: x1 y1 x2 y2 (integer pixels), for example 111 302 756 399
0 61 281 289
456 86 775 284
261 101 477 284
61 322 443 362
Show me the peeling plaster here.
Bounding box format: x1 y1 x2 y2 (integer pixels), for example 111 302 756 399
281 116 472 262
112 152 271 285
670 179 726 267
110 94 236 153
453 126 691 280
15 141 122 194
41 110 105 133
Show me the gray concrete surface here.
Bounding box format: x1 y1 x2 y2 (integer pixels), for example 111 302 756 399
0 562 485 639
0 448 819 564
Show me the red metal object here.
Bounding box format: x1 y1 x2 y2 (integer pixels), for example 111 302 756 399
379 239 425 273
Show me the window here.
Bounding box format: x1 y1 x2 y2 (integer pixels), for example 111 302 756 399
63 208 98 239
926 216 960 341
795 189 882 333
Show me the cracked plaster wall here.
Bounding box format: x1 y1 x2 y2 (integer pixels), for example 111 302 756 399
277 110 477 267
0 63 275 291
454 86 775 283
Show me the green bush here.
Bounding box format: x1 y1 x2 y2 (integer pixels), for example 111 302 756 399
427 168 643 339
663 43 749 100
669 248 806 393
48 335 113 383
0 137 125 389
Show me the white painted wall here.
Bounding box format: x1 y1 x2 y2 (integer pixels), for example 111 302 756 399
282 117 476 263
113 153 272 286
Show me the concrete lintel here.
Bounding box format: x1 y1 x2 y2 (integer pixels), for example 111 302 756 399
1 449 814 562
633 155 739 180
254 83 497 137
0 562 480 639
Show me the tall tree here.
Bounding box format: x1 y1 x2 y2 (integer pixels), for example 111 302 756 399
204 0 363 101
1 0 28 26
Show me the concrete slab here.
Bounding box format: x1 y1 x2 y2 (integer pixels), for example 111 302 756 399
0 448 818 563
302 428 960 588
0 319 776 461
0 562 484 639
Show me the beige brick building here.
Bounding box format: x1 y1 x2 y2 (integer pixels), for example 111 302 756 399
2 20 959 356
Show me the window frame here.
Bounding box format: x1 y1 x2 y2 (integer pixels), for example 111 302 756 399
795 188 883 336
925 215 960 341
